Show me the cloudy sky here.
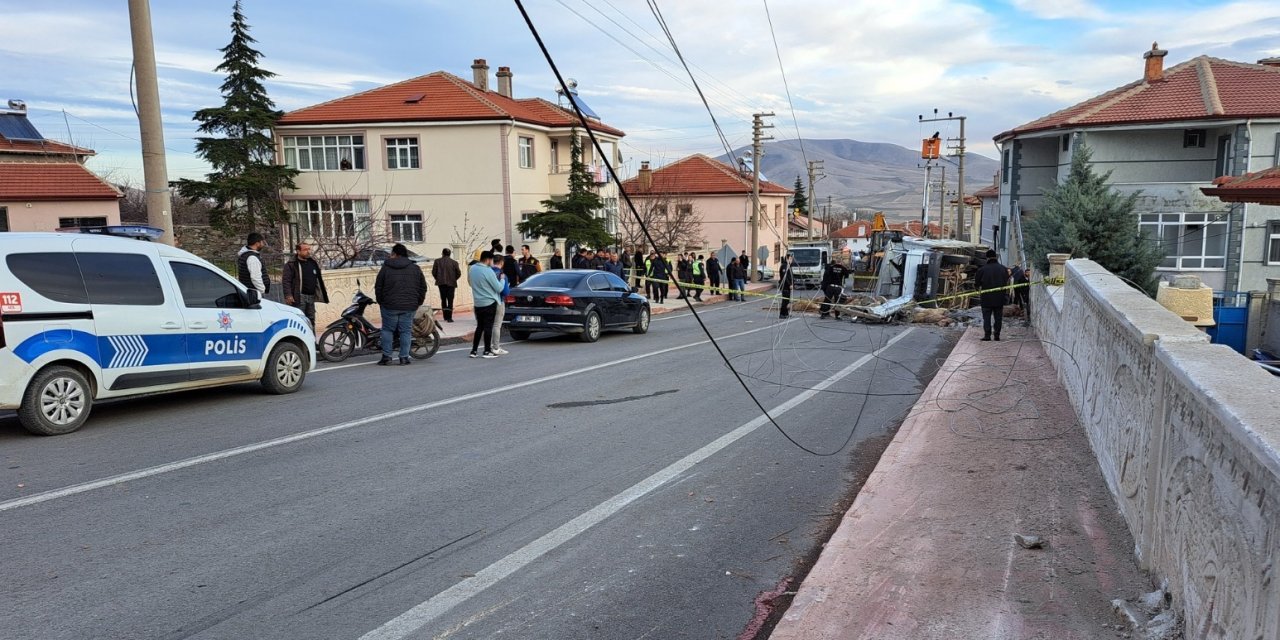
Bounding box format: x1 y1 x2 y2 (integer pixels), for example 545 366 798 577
4 0 1279 185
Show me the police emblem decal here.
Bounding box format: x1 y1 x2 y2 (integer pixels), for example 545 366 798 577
216 311 233 331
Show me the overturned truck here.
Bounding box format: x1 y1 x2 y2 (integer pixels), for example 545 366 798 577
846 237 989 322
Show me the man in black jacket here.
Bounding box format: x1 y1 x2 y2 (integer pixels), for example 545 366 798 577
281 242 328 328
778 253 795 318
432 247 462 322
375 243 428 365
819 260 851 318
974 250 1010 341
502 245 521 287
706 255 722 295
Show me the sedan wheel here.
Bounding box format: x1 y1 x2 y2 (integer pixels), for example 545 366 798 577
633 307 651 334
579 311 602 343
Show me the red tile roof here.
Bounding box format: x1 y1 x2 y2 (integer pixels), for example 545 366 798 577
277 72 626 137
996 56 1280 141
619 154 792 196
0 163 122 201
0 136 94 156
1200 167 1280 205
830 221 873 239
972 184 999 198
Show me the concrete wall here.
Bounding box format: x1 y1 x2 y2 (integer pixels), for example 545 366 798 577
0 199 121 232
1032 259 1280 638
313 263 475 328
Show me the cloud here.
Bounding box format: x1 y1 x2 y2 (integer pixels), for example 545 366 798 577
1008 0 1107 21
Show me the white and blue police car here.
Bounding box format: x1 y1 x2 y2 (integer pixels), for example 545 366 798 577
0 231 315 435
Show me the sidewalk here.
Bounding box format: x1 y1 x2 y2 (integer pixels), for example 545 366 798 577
769 325 1152 640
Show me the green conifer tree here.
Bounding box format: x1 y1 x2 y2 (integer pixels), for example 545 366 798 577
790 175 808 215
176 0 297 233
1025 144 1163 294
517 136 614 248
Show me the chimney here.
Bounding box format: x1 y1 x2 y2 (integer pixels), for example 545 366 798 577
496 66 513 98
638 161 653 190
471 58 489 91
1143 42 1168 83
1259 56 1280 68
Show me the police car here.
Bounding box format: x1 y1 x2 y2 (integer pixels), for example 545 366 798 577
0 232 315 435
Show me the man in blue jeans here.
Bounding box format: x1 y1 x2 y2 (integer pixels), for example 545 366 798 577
375 243 428 365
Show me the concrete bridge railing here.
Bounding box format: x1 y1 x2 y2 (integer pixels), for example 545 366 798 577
1032 259 1280 638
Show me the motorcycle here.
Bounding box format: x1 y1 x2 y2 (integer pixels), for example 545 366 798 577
317 288 441 362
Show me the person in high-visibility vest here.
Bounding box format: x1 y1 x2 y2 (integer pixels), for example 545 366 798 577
691 255 706 302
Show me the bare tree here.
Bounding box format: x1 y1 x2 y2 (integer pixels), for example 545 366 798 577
302 177 431 268
450 211 489 262
619 186 705 252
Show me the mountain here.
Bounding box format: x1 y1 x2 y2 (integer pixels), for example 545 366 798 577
720 139 1000 220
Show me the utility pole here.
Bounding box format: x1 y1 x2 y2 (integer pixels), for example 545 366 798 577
750 112 774 282
128 0 174 245
919 110 967 241
921 161 932 236
825 195 832 235
806 159 824 240
937 164 946 237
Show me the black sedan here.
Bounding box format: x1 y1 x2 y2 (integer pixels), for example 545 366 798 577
503 270 650 342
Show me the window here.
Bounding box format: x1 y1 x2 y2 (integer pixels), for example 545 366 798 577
518 136 534 169
1215 135 1233 178
288 200 371 239
170 262 242 308
520 211 540 242
1274 133 1280 167
1140 212 1228 270
550 140 559 170
1061 134 1071 152
1267 221 1280 266
282 135 365 171
0 206 8 232
1184 129 1207 148
588 274 610 291
1002 149 1011 184
604 273 630 291
774 204 782 227
58 216 108 228
6 253 87 303
385 137 419 169
390 213 424 243
77 253 164 305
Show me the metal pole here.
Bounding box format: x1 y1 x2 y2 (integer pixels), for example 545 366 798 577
128 0 174 245
750 112 774 282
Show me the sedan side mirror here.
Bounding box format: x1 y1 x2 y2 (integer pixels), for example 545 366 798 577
630 286 640 294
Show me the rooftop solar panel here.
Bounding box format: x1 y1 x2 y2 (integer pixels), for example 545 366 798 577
0 113 45 141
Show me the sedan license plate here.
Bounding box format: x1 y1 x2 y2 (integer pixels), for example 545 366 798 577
516 315 542 323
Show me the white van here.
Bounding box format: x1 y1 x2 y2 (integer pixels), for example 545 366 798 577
0 232 315 435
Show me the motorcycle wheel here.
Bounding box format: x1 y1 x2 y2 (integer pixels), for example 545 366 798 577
411 328 441 360
318 327 357 363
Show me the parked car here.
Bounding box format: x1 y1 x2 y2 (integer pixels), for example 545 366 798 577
0 232 315 435
328 248 430 269
503 270 650 342
757 265 774 281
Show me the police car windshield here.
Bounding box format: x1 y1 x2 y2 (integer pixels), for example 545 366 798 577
791 249 822 266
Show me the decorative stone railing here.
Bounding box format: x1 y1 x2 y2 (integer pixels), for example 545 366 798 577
1032 258 1280 638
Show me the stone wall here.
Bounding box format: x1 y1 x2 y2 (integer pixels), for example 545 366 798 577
314 264 474 328
1031 259 1280 638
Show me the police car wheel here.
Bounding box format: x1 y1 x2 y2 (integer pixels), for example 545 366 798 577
19 365 93 436
262 342 306 395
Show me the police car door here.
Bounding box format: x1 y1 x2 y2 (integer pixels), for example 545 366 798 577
165 260 266 382
72 244 191 392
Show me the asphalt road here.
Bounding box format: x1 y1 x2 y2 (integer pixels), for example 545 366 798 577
0 301 955 640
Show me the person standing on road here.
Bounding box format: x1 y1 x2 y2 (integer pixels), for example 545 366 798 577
725 257 742 301
648 251 670 304
282 242 328 328
1010 263 1030 311
633 248 646 288
468 251 503 358
819 259 851 319
620 249 633 284
572 248 589 269
490 255 511 355
375 243 427 366
706 254 722 296
550 249 564 270
237 232 271 296
503 245 521 288
691 254 706 302
604 251 624 278
975 249 1010 341
432 247 462 323
778 253 795 319
675 253 691 299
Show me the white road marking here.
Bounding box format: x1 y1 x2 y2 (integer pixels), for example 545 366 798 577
357 328 915 640
0 320 801 514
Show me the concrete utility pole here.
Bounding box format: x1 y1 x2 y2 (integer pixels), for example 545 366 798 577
128 0 174 245
919 111 967 241
806 159 824 240
937 164 946 237
921 161 933 235
750 112 774 282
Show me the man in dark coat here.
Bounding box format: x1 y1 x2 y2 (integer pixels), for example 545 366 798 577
706 254 722 295
633 248 646 288
502 245 521 287
675 254 691 299
281 242 328 328
1010 263 1030 311
549 249 564 270
974 250 1010 341
778 253 795 318
648 252 670 303
819 260 851 318
431 247 462 322
375 243 428 365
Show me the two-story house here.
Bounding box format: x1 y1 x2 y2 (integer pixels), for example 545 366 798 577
0 100 121 232
991 45 1280 291
274 59 625 260
618 155 792 269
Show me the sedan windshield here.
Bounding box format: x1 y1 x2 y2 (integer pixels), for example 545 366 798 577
519 272 584 289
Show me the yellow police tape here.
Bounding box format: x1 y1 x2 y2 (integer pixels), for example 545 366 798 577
621 272 1055 317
